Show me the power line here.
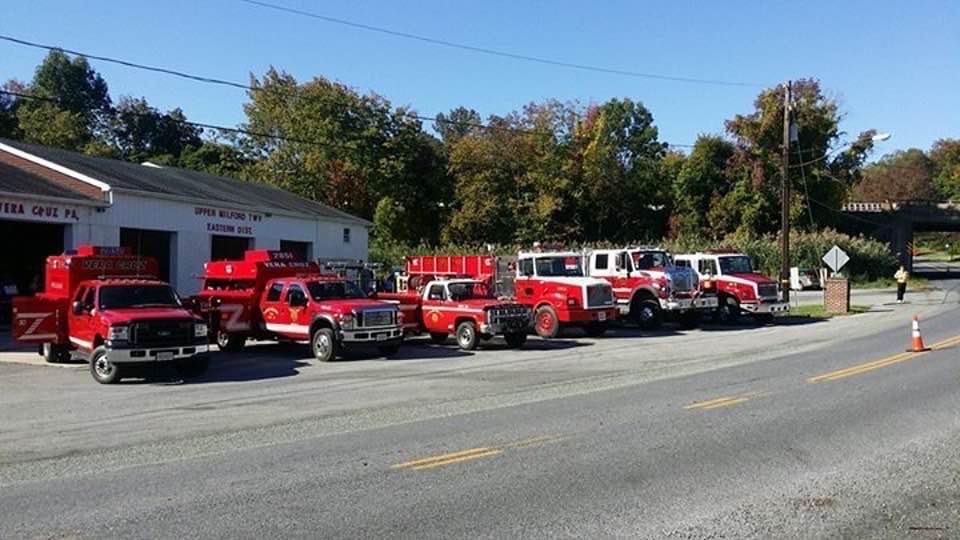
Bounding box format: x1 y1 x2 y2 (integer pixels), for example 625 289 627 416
239 0 765 88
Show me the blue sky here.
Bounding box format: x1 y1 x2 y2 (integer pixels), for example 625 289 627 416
2 0 957 155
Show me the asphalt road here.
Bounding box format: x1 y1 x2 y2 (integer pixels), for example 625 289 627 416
1 283 958 539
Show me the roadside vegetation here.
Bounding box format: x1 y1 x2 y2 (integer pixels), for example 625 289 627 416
789 304 871 319
4 51 960 272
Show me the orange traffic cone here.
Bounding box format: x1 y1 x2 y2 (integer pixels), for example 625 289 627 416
907 315 931 352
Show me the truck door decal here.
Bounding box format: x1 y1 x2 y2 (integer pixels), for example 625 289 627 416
219 303 250 331
15 312 57 341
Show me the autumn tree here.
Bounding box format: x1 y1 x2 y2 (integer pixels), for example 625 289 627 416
852 149 937 202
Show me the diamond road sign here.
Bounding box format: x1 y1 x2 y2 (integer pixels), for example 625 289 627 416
822 245 850 274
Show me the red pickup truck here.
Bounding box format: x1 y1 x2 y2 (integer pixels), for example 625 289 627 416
193 250 403 362
379 260 530 350
11 246 210 384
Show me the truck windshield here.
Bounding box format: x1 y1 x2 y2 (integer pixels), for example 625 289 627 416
632 251 671 270
448 282 491 300
307 280 366 300
534 256 584 277
99 285 180 310
719 256 754 274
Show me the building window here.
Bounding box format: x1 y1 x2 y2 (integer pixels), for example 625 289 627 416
343 227 351 244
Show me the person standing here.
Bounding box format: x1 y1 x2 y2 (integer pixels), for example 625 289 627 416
894 265 909 304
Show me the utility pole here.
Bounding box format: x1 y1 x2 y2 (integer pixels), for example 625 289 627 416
780 81 792 303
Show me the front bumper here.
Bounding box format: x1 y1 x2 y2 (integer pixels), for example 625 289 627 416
480 317 531 335
105 343 210 363
658 296 719 312
742 301 790 314
339 325 404 344
564 307 617 324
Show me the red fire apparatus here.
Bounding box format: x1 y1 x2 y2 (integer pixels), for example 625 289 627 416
674 251 789 323
378 256 531 350
584 247 718 329
390 252 616 339
193 250 403 362
11 246 210 384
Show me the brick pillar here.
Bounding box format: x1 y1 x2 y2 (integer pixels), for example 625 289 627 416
824 277 850 314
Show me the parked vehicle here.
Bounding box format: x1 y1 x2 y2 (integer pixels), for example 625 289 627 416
11 245 209 384
392 253 616 339
378 259 531 349
584 247 718 329
192 250 403 362
674 251 788 323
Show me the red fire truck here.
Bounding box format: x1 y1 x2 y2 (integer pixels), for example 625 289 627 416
11 246 210 384
584 247 718 329
391 252 616 339
378 256 531 350
193 250 403 362
673 251 789 323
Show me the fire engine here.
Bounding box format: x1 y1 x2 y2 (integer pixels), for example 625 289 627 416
584 247 718 329
378 256 531 350
192 250 403 362
11 246 210 384
673 251 789 323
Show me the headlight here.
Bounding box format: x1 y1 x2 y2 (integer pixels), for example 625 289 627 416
396 311 404 325
108 325 129 342
339 313 356 329
194 323 208 338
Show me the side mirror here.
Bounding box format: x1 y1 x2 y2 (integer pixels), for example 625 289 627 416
71 300 84 315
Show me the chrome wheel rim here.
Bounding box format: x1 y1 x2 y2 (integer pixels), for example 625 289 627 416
640 306 655 322
458 327 473 347
314 333 331 358
94 355 113 378
217 332 230 348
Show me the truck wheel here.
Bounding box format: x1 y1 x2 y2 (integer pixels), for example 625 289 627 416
632 299 662 330
177 357 210 379
584 322 609 337
43 343 71 364
311 328 338 362
429 332 448 345
455 321 480 351
714 296 740 324
679 311 701 329
216 331 246 352
89 346 122 385
504 332 527 348
534 306 560 339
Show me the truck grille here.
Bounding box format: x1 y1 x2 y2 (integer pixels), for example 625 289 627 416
668 267 698 294
586 284 614 308
359 309 394 328
488 306 530 331
130 319 193 347
757 283 779 299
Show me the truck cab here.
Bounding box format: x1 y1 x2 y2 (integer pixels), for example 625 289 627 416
515 251 617 338
12 246 209 384
673 252 788 323
381 277 531 350
585 247 717 329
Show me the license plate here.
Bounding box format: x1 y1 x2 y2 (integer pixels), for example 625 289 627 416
375 333 388 342
598 312 607 321
156 351 174 361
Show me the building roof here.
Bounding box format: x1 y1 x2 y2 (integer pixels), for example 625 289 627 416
0 157 100 202
0 138 370 226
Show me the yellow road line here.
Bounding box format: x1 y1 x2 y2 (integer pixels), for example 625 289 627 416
410 449 502 470
684 393 757 410
701 397 751 410
808 334 960 383
391 447 498 470
501 434 571 450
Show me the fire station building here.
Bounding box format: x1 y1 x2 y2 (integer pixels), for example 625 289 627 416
0 138 370 298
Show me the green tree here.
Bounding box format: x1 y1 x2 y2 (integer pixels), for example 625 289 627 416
671 135 734 237
16 50 111 149
852 149 937 202
110 97 202 163
929 138 960 200
433 106 482 145
242 68 451 245
176 142 251 178
0 81 23 139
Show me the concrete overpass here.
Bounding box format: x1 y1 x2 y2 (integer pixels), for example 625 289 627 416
842 201 960 271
